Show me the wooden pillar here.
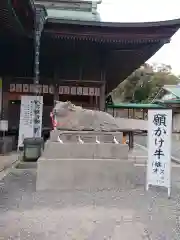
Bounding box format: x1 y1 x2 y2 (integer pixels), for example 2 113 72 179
128 109 130 118
53 70 59 105
100 82 105 111
143 110 145 120
1 92 8 120
90 96 93 109
100 69 106 111
0 77 3 119
129 131 134 150
1 76 10 120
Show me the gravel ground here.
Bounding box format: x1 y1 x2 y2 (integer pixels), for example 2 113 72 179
1 166 180 239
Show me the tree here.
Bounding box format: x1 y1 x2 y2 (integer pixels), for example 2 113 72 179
112 63 180 103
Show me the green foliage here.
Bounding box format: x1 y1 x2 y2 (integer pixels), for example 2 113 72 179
112 63 180 103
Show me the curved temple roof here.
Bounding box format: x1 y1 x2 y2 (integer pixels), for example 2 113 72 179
42 17 180 92
45 18 180 44
1 0 180 45
0 0 35 36
48 17 180 28
1 0 180 38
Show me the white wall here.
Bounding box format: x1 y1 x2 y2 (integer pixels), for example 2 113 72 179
173 113 180 132
115 118 147 131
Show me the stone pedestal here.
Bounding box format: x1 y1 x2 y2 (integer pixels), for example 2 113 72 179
50 130 123 143
36 158 134 191
36 129 133 191
41 142 128 159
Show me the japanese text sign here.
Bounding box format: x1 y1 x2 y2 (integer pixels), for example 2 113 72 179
147 109 172 197
18 95 43 148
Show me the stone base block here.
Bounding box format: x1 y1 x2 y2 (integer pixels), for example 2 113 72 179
50 130 123 143
36 158 135 191
42 143 128 159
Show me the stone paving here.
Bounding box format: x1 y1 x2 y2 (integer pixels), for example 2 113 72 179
171 135 180 160
135 134 180 162
0 152 19 172
128 144 148 164
1 165 180 239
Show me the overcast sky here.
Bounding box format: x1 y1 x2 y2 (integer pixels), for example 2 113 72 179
98 0 180 75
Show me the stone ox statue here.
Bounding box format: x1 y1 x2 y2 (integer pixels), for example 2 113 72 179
50 101 120 131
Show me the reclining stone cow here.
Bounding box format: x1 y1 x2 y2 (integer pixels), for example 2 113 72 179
50 101 120 132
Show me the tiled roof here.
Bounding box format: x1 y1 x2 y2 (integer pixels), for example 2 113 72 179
163 85 180 99
107 103 165 109
47 8 100 21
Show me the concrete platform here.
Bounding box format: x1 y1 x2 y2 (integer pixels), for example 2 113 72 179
36 158 134 191
42 142 129 159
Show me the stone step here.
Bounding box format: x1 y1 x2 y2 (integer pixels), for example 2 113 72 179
128 146 147 164
129 150 147 156
36 158 135 191
128 155 147 164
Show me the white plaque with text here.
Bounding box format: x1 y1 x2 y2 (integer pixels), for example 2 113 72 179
18 95 43 149
147 109 172 197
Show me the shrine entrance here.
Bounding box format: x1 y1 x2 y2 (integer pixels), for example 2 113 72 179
56 81 101 110
6 79 103 136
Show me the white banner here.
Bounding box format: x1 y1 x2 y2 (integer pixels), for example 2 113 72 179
147 109 172 197
18 95 43 149
10 83 100 96
33 97 43 138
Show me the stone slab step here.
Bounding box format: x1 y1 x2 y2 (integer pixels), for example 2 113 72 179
128 155 147 164
36 158 135 191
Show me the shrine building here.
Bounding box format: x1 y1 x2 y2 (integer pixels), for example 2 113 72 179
0 0 180 137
